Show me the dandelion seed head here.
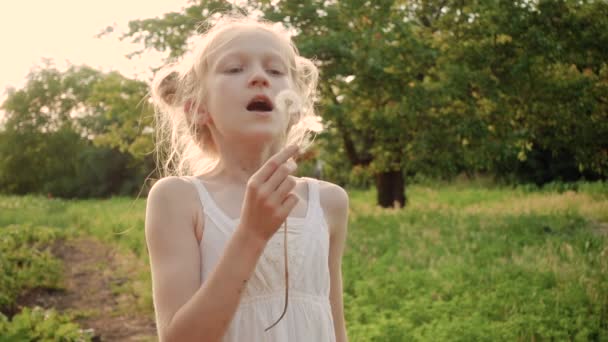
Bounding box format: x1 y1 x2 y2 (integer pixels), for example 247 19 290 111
275 89 302 116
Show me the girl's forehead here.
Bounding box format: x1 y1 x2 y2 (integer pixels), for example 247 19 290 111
208 29 292 66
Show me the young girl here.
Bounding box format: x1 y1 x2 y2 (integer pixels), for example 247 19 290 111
144 15 349 342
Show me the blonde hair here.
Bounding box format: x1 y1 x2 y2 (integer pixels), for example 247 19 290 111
150 15 320 178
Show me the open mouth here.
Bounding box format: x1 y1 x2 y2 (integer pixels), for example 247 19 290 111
246 95 274 112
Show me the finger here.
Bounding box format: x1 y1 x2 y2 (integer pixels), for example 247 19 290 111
277 192 299 218
253 145 299 183
267 175 297 205
264 159 297 192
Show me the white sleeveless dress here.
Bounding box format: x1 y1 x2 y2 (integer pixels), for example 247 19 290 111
185 176 337 342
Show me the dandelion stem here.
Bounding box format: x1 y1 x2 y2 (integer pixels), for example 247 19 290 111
264 220 289 331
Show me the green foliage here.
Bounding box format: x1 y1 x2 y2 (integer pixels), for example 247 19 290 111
0 224 67 313
117 0 237 60
424 0 608 183
0 307 93 342
84 71 154 159
0 127 81 195
0 64 155 198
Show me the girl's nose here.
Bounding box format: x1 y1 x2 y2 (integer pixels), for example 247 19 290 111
248 67 269 88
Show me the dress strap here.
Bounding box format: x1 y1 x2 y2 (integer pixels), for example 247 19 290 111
303 177 322 218
183 176 234 235
303 177 333 236
306 177 320 205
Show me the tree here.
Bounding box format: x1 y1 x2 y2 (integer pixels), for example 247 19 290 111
0 64 155 197
421 0 608 183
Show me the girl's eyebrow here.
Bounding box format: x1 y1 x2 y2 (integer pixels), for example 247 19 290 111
212 51 243 69
213 50 287 69
263 52 288 63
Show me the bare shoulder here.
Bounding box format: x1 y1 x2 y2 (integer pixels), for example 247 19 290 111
147 176 197 203
318 180 349 214
145 176 202 237
316 180 349 236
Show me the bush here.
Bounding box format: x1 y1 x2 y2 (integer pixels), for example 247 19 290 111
0 224 66 313
0 307 93 342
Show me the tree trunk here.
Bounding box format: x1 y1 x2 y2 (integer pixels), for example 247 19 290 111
375 170 406 208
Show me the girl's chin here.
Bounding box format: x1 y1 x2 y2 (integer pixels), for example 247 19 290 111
232 129 283 144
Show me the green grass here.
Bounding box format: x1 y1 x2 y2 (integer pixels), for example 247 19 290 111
347 182 608 341
1 181 607 341
0 195 147 256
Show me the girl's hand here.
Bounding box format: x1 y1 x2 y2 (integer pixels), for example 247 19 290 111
238 145 300 244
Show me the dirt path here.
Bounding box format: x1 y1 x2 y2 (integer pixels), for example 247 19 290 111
19 237 157 341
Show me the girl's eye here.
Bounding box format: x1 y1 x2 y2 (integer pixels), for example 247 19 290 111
226 67 243 73
268 69 284 76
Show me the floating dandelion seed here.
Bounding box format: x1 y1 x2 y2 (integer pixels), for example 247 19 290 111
292 114 324 154
293 115 324 133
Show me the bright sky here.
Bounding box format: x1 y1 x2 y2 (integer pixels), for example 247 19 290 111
0 0 190 104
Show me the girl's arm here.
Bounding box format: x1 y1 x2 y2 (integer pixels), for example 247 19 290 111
320 182 350 342
145 177 266 342
146 146 300 342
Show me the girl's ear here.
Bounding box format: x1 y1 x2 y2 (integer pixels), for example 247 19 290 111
197 107 212 125
183 100 194 116
184 100 212 125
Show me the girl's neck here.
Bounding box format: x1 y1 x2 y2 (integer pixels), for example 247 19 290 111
205 139 281 186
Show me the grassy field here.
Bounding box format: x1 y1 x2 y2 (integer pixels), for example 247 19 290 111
1 181 607 341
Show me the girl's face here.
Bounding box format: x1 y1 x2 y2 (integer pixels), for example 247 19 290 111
204 28 293 145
